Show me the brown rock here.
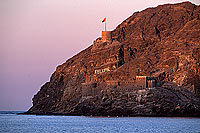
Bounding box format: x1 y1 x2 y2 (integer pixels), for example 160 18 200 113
26 2 200 117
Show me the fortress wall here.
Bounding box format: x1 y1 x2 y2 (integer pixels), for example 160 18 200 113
102 31 112 42
106 80 119 86
135 76 157 88
119 81 136 86
147 80 156 88
82 76 157 98
136 76 147 88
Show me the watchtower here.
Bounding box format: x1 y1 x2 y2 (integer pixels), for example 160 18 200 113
102 31 112 42
136 76 156 88
136 76 147 88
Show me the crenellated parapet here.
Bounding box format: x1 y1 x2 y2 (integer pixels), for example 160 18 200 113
136 76 156 88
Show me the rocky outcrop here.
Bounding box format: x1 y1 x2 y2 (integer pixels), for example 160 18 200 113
73 82 200 117
26 2 200 117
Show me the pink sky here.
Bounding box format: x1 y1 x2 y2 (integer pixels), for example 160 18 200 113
0 0 199 111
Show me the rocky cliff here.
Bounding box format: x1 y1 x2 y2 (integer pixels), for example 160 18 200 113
26 2 200 117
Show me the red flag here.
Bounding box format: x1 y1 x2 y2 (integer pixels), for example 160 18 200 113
102 18 106 23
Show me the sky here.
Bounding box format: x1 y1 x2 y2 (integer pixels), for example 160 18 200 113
0 0 199 111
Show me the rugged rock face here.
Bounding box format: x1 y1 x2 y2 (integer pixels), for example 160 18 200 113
26 2 200 116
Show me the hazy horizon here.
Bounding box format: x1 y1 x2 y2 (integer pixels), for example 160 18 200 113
1 0 200 111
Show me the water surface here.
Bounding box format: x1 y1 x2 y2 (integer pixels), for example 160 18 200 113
0 111 200 133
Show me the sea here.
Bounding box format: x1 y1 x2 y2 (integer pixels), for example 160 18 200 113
0 111 200 133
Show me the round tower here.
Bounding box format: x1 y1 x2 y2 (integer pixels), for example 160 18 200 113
102 31 112 42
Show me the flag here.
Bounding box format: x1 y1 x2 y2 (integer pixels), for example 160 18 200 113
102 18 106 23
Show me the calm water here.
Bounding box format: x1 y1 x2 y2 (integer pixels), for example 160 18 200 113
0 111 200 133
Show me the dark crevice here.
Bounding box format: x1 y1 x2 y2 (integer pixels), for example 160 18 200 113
154 26 161 40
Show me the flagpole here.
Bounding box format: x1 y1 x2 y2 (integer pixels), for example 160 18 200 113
105 21 106 31
102 17 106 31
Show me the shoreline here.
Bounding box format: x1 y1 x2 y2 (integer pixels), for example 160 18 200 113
18 112 200 118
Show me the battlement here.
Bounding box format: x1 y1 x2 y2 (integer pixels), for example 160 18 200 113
81 76 158 99
136 76 156 88
102 31 112 42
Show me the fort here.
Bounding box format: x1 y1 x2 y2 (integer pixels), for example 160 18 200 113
82 76 157 98
81 31 158 99
101 31 112 42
